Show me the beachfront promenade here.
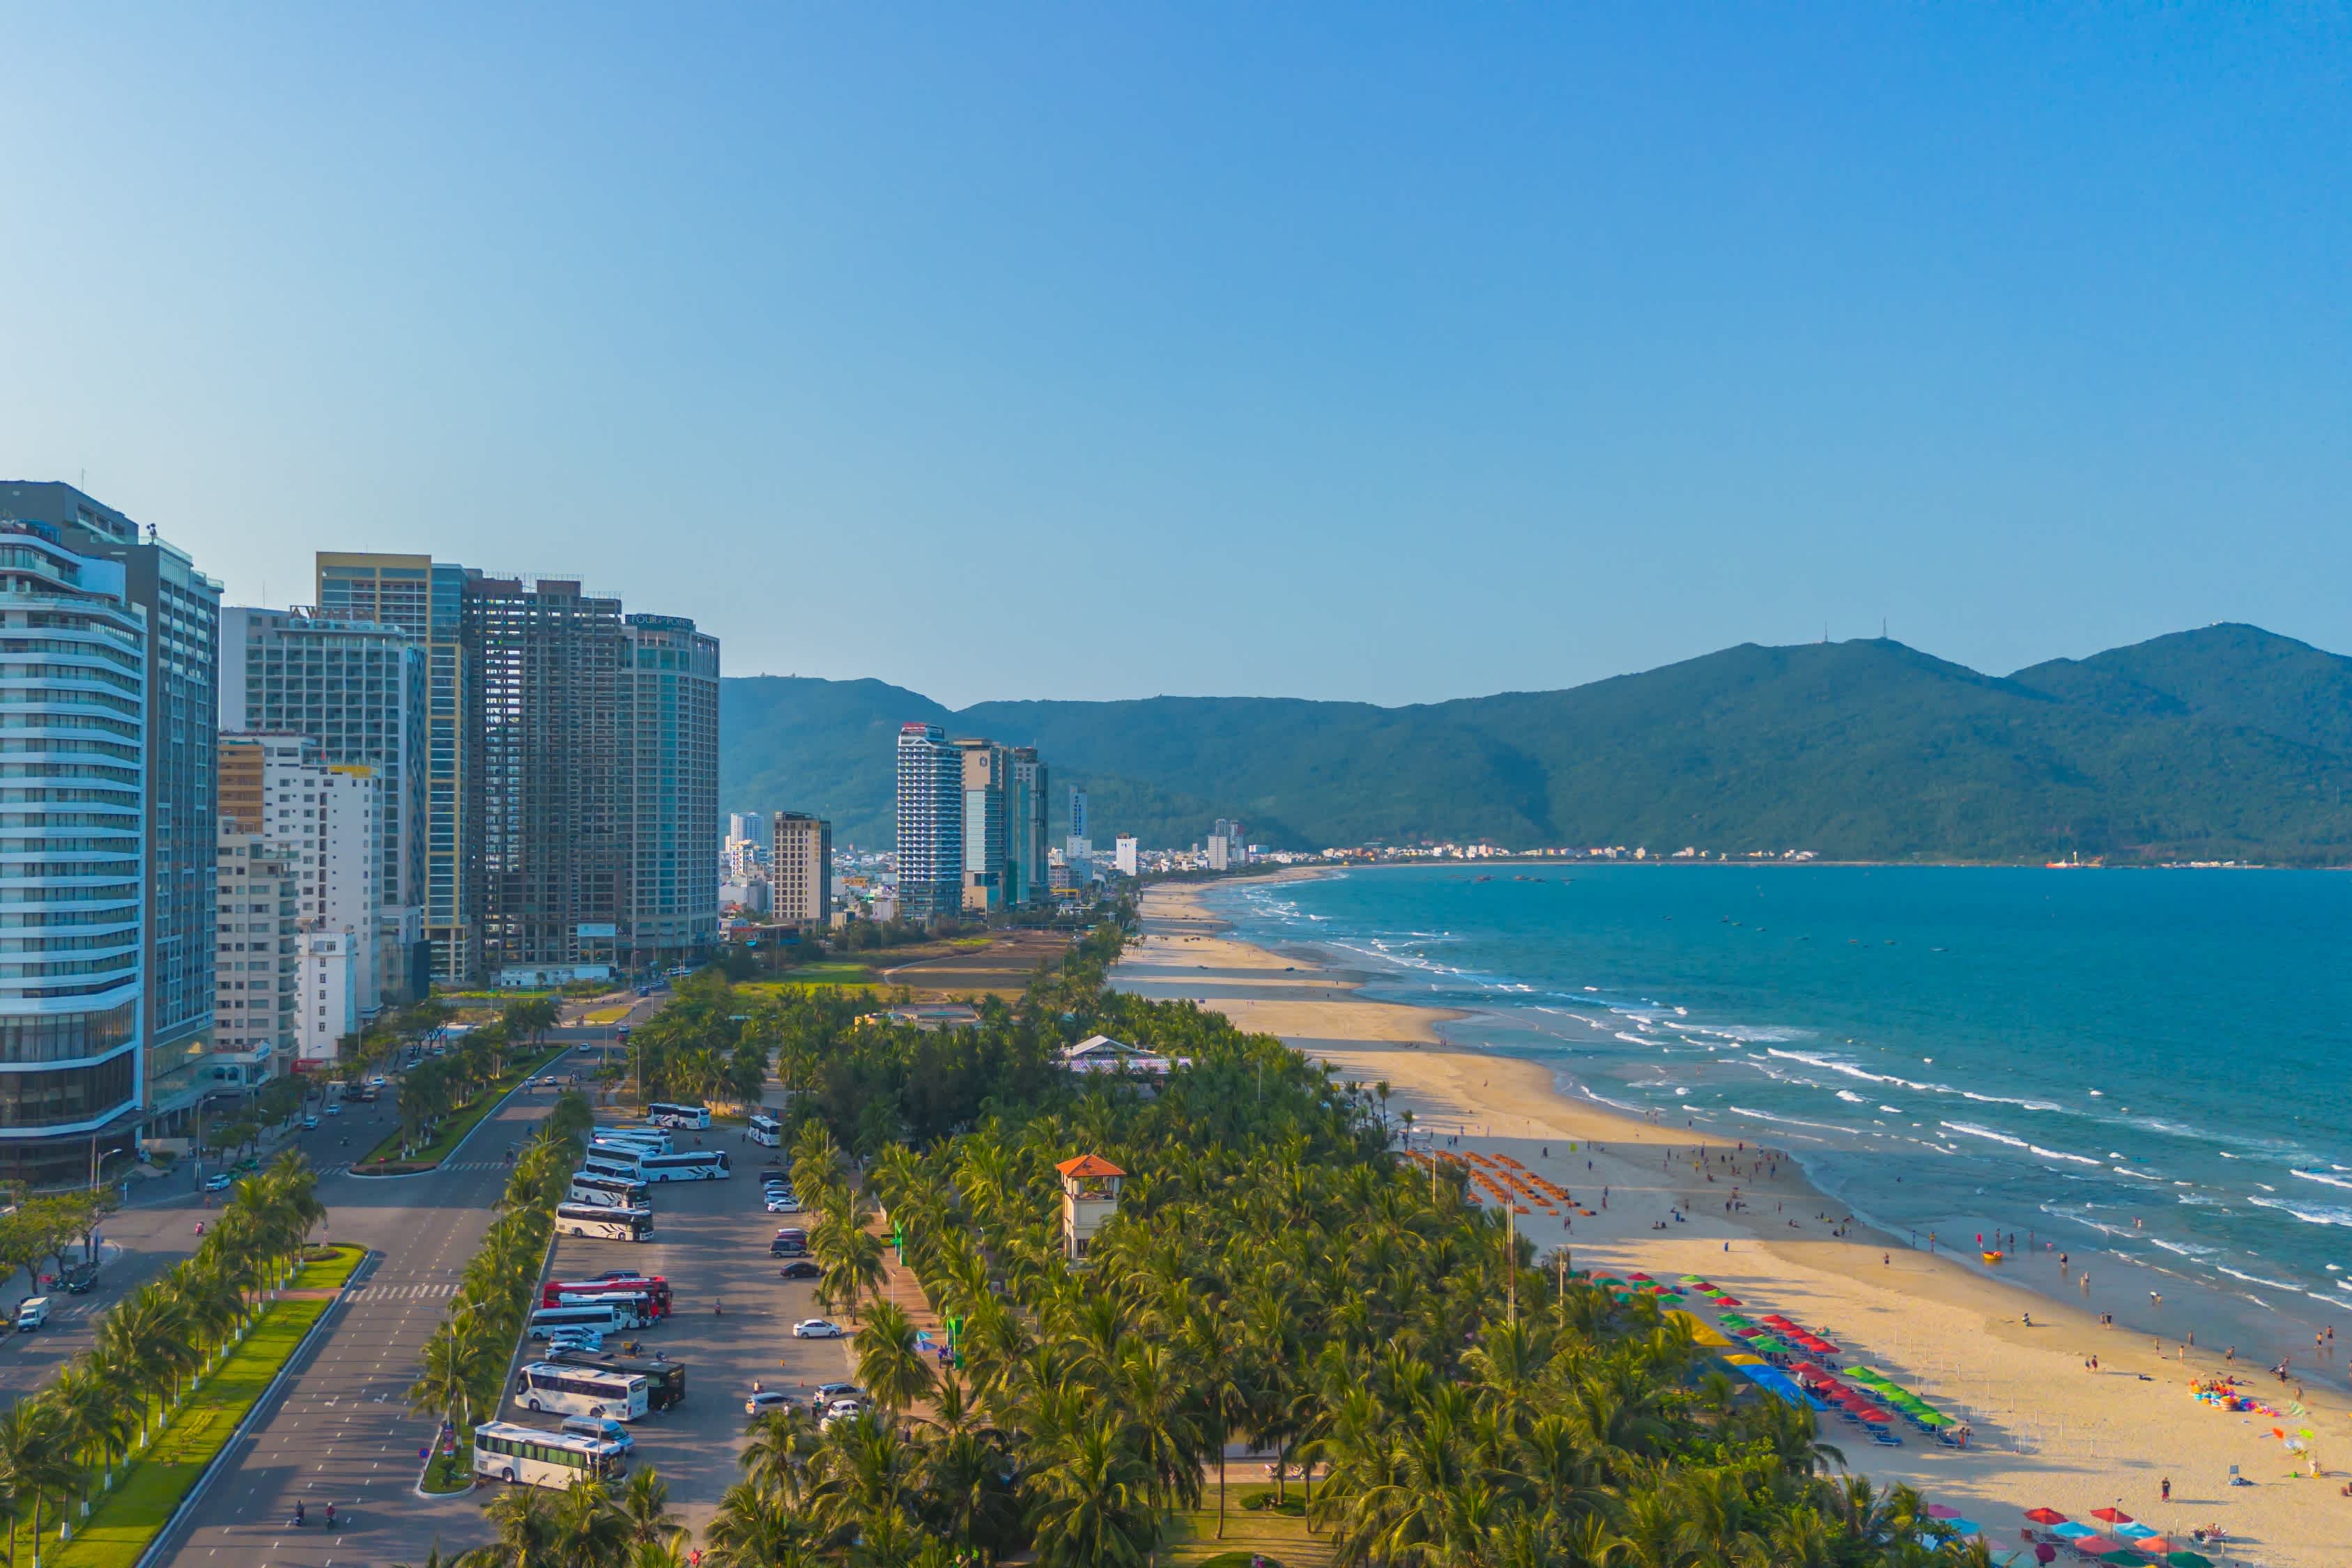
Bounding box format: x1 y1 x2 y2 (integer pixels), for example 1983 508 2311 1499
1114 877 2352 1568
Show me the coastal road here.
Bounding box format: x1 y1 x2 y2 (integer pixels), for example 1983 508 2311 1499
149 1058 577 1568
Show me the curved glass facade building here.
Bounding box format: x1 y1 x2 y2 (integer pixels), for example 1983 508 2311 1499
0 523 146 1166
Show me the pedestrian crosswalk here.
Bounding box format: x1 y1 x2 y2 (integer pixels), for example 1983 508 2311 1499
320 1158 507 1178
348 1281 460 1301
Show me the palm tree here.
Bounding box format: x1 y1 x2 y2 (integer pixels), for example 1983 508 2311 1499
854 1302 937 1418
47 1361 132 1516
1024 1411 1157 1568
464 1483 555 1567
550 1475 629 1568
705 1480 813 1568
614 1466 683 1551
0 1399 79 1568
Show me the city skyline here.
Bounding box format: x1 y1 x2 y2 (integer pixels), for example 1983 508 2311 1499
3 9 2346 707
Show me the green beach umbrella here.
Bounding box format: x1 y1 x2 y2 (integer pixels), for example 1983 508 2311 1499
2163 1553 2213 1568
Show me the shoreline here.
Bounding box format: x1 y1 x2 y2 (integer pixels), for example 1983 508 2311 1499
1115 875 2351 1568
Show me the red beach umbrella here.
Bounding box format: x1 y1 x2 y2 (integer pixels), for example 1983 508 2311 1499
2090 1509 2132 1525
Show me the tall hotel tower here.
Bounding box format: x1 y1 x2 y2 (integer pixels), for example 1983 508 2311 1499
895 723 962 922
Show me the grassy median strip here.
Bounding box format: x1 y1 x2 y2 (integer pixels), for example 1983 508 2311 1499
290 1242 368 1291
24 1300 330 1568
357 1045 569 1171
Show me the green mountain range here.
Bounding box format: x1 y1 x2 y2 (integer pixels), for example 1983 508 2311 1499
720 623 2352 865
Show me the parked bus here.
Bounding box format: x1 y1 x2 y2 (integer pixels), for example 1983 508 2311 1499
474 1420 629 1489
591 1125 671 1152
646 1102 710 1130
635 1148 731 1183
555 1203 654 1243
746 1112 783 1148
545 1287 656 1328
549 1346 687 1411
527 1303 627 1339
567 1172 650 1209
581 1149 644 1181
512 1362 652 1421
544 1274 672 1319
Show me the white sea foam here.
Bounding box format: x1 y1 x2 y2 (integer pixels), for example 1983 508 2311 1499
1878 1105 1903 1114
2148 1236 2219 1259
2293 1169 2352 1192
2112 1166 2165 1181
2215 1263 2300 1291
1942 1121 2028 1149
1728 1106 1845 1132
1836 1090 1868 1103
2248 1196 2352 1228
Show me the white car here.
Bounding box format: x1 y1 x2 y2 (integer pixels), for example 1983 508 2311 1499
792 1319 845 1339
544 1329 605 1353
324 1102 342 1116
203 1173 233 1192
764 1196 801 1213
367 1075 388 1088
301 1115 319 1130
745 1388 794 1417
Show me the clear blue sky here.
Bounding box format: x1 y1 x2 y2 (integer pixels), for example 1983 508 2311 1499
2 6 2345 706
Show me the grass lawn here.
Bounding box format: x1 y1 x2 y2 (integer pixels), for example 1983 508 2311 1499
420 1420 477 1494
744 962 877 989
1161 1483 1329 1568
356 1045 569 1169
582 1002 636 1024
290 1243 367 1291
23 1300 329 1567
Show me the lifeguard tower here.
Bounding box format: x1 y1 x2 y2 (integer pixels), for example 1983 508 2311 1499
1056 1153 1125 1263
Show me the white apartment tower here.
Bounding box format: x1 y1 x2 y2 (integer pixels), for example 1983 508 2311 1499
1114 835 1139 877
771 813 832 927
895 723 961 921
214 831 298 1073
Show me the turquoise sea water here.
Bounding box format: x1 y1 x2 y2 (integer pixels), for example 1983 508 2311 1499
1207 863 2352 1362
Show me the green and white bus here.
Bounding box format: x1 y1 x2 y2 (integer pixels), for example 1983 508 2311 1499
474 1419 629 1489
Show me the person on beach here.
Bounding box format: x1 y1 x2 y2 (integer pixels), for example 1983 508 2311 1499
2160 1477 2170 1502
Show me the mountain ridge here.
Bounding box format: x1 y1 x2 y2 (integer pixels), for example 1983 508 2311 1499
718 623 2352 864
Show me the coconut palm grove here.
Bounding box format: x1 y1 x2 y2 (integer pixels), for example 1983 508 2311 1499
378 915 1999 1567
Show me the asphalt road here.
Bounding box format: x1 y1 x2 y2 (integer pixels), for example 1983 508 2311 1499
150 1058 578 1568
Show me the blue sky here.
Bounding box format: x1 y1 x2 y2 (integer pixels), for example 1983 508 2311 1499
1 5 2345 705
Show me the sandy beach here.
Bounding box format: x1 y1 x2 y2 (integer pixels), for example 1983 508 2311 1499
1114 875 2352 1568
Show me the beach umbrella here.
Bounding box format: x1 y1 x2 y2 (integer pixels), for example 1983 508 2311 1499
2022 1509 2068 1525
2073 1535 2124 1555
2051 1522 2097 1539
2091 1508 2133 1525
1678 1274 1705 1284
1712 1295 1742 1306
1627 1272 1653 1282
1944 1519 1980 1536
2162 1553 2213 1568
2114 1523 2156 1541
1923 1505 1960 1520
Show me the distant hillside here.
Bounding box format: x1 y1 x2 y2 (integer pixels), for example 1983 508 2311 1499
720 624 2352 865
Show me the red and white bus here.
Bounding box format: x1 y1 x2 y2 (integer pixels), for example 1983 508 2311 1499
542 1275 672 1319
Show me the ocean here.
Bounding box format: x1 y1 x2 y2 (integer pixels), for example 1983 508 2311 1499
1207 863 2352 1361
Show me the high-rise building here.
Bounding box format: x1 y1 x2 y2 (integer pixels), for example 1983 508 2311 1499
220 606 429 1001
219 735 391 1059
1 483 222 1157
0 516 147 1181
771 813 832 927
466 576 627 976
956 739 1011 914
728 811 767 845
1009 747 1049 907
622 613 720 971
214 830 297 1075
316 553 475 982
1114 836 1139 877
459 579 717 980
1209 817 1247 872
895 723 961 922
1068 785 1089 852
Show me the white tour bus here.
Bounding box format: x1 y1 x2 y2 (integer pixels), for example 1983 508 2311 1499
475 1419 629 1489
647 1101 711 1130
746 1112 783 1148
548 1286 656 1326
555 1202 654 1243
635 1148 732 1183
591 1125 671 1152
514 1360 651 1420
528 1303 627 1339
567 1171 650 1209
581 1146 645 1175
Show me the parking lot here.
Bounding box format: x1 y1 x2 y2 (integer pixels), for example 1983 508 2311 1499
493 1132 859 1535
